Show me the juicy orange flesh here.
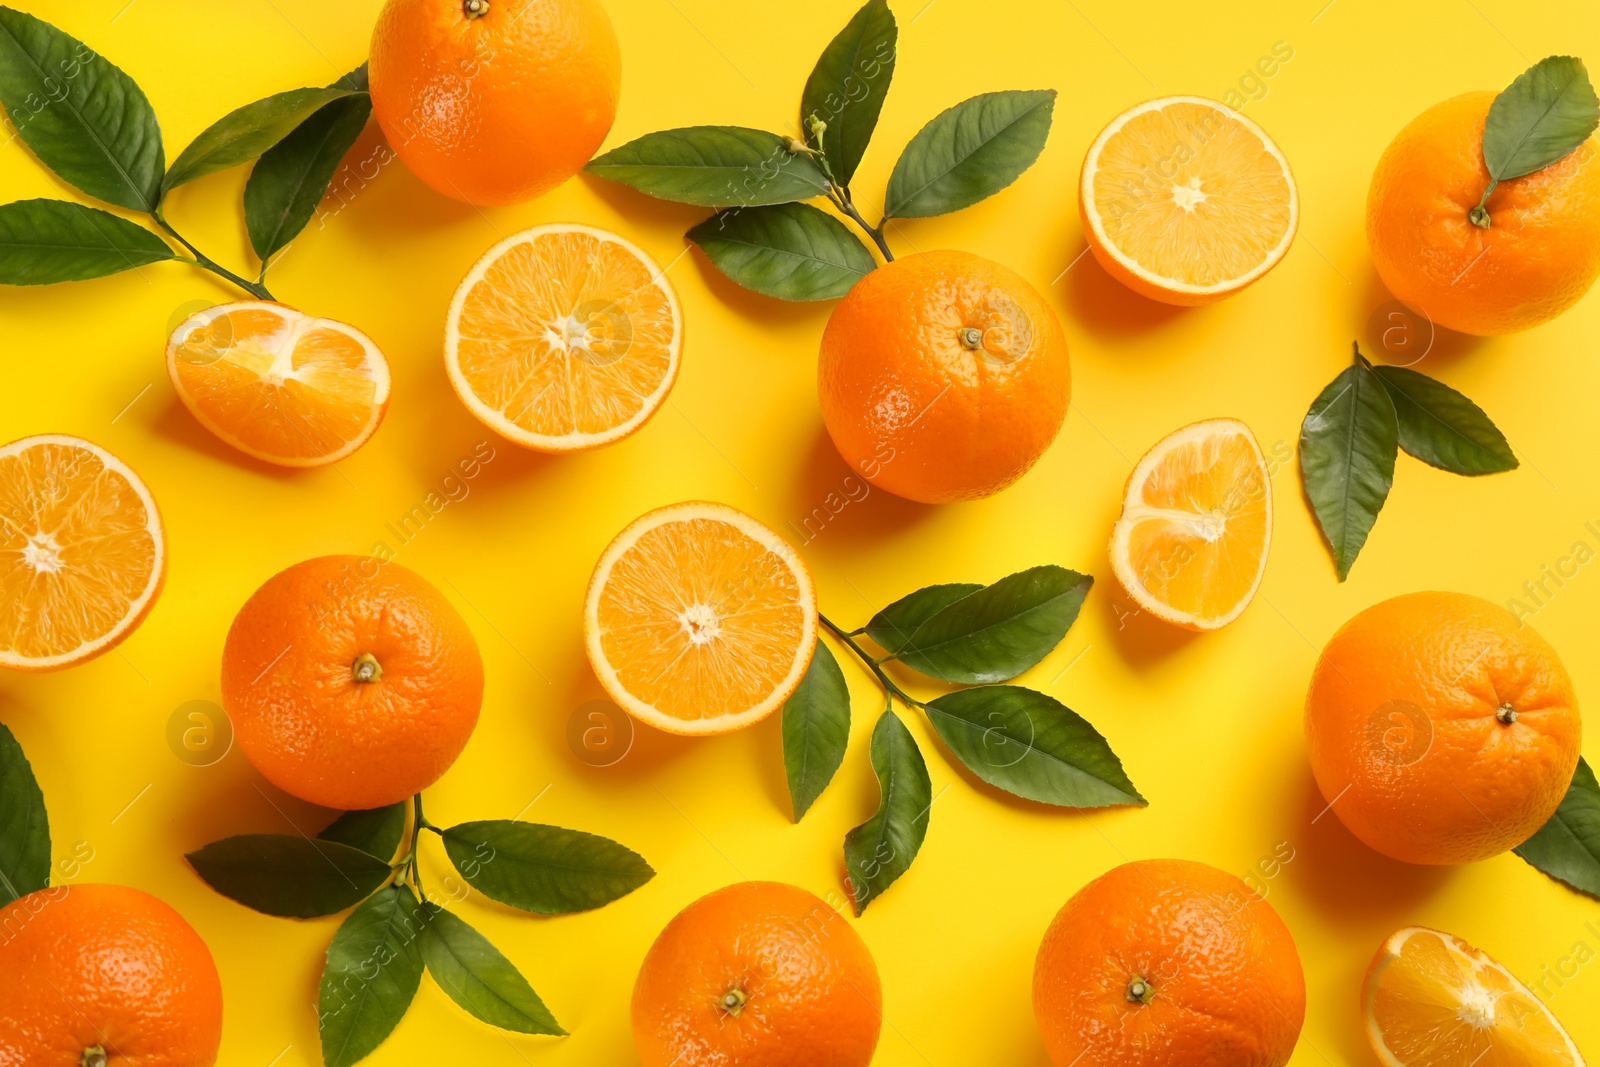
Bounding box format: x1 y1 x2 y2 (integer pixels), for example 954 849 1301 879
0 443 156 660
171 308 379 459
454 232 676 438
1122 433 1266 619
595 518 806 722
1092 102 1293 286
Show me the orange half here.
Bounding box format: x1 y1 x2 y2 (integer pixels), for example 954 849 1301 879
584 502 816 735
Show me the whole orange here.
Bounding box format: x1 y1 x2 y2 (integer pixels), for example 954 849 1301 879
0 883 224 1066
368 0 621 206
1033 859 1305 1067
818 250 1071 504
222 556 483 810
631 881 881 1067
1304 591 1580 865
1367 91 1600 336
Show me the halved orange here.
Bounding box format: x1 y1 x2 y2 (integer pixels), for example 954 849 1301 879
1080 96 1297 305
445 223 683 452
166 301 390 467
0 435 165 671
1108 418 1270 630
584 502 816 735
1364 927 1585 1067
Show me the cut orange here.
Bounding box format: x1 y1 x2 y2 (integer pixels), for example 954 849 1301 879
445 223 683 451
1080 96 1297 305
1364 927 1585 1067
1108 418 1270 630
166 301 390 467
584 502 816 735
0 435 165 671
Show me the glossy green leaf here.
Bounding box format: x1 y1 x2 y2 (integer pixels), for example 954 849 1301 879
688 202 876 301
894 566 1091 684
782 639 851 821
164 85 359 194
1299 362 1398 581
319 802 407 863
1483 56 1599 181
318 885 426 1067
1372 365 1518 475
844 710 930 914
420 905 565 1035
1515 757 1600 900
800 0 897 184
186 834 392 918
585 126 830 207
882 89 1054 219
0 720 49 906
0 198 174 284
864 583 982 656
442 821 653 915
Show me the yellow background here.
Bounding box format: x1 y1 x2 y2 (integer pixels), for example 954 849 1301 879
5 0 1600 1063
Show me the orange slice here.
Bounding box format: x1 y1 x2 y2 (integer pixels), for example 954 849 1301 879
445 223 682 451
0 435 165 671
166 302 390 467
1364 927 1585 1067
1108 418 1270 630
1080 96 1297 305
584 502 816 735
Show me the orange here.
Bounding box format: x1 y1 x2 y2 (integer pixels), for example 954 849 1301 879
631 881 881 1067
166 302 390 467
1109 418 1271 630
817 249 1070 503
1367 92 1600 336
1364 927 1585 1067
221 555 484 809
584 501 815 735
0 435 164 672
1304 592 1581 865
445 223 682 451
369 0 620 206
1080 96 1297 305
1033 859 1305 1067
0 883 224 1067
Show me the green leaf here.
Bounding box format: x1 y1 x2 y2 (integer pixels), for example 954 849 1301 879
800 0 897 185
319 802 407 863
923 686 1145 808
893 566 1091 684
420 905 566 1035
318 884 426 1067
1299 362 1398 581
185 834 393 918
782 639 851 821
585 126 830 208
0 198 174 284
1371 365 1518 476
1483 56 1600 181
0 720 48 906
0 7 163 211
442 821 653 915
1515 757 1600 900
164 85 359 194
882 89 1054 219
844 710 930 915
687 202 876 301
864 583 982 657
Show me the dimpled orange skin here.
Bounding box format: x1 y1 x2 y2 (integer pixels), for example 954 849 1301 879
222 556 484 810
631 881 882 1067
368 0 621 206
1033 860 1305 1067
1305 592 1580 866
1367 91 1600 336
818 250 1071 504
0 884 224 1067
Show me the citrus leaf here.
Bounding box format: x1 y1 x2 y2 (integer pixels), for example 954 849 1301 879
186 834 393 918
687 202 876 301
894 566 1091 684
864 583 982 656
441 821 653 915
0 719 48 906
585 126 830 207
1299 362 1398 581
318 884 426 1067
800 0 897 184
420 905 566 1035
0 6 163 211
164 85 359 194
1484 56 1600 181
1371 365 1518 475
319 802 407 863
882 89 1054 219
844 710 930 914
782 639 851 821
0 198 174 284
1515 757 1600 900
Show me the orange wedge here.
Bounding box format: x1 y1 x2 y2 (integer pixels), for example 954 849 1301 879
584 502 816 735
166 302 390 467
1364 927 1585 1067
1108 418 1270 630
445 223 682 451
1080 96 1297 305
0 435 165 671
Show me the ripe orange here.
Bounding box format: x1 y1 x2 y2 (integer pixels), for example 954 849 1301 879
1367 92 1600 336
222 555 484 809
0 435 165 672
584 502 815 735
0 883 224 1066
166 302 390 467
818 249 1070 503
369 0 621 206
1080 96 1297 305
1304 592 1580 865
632 881 881 1067
1033 859 1305 1067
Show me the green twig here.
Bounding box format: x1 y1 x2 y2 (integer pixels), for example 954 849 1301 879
819 613 923 708
152 209 276 300
829 186 895 263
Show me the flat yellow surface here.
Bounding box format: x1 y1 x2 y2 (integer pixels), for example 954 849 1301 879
5 1 1600 1064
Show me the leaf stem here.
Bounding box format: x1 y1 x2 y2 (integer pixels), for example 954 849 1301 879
819 613 923 708
1352 340 1372 369
152 209 276 300
828 186 895 263
1469 179 1498 229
